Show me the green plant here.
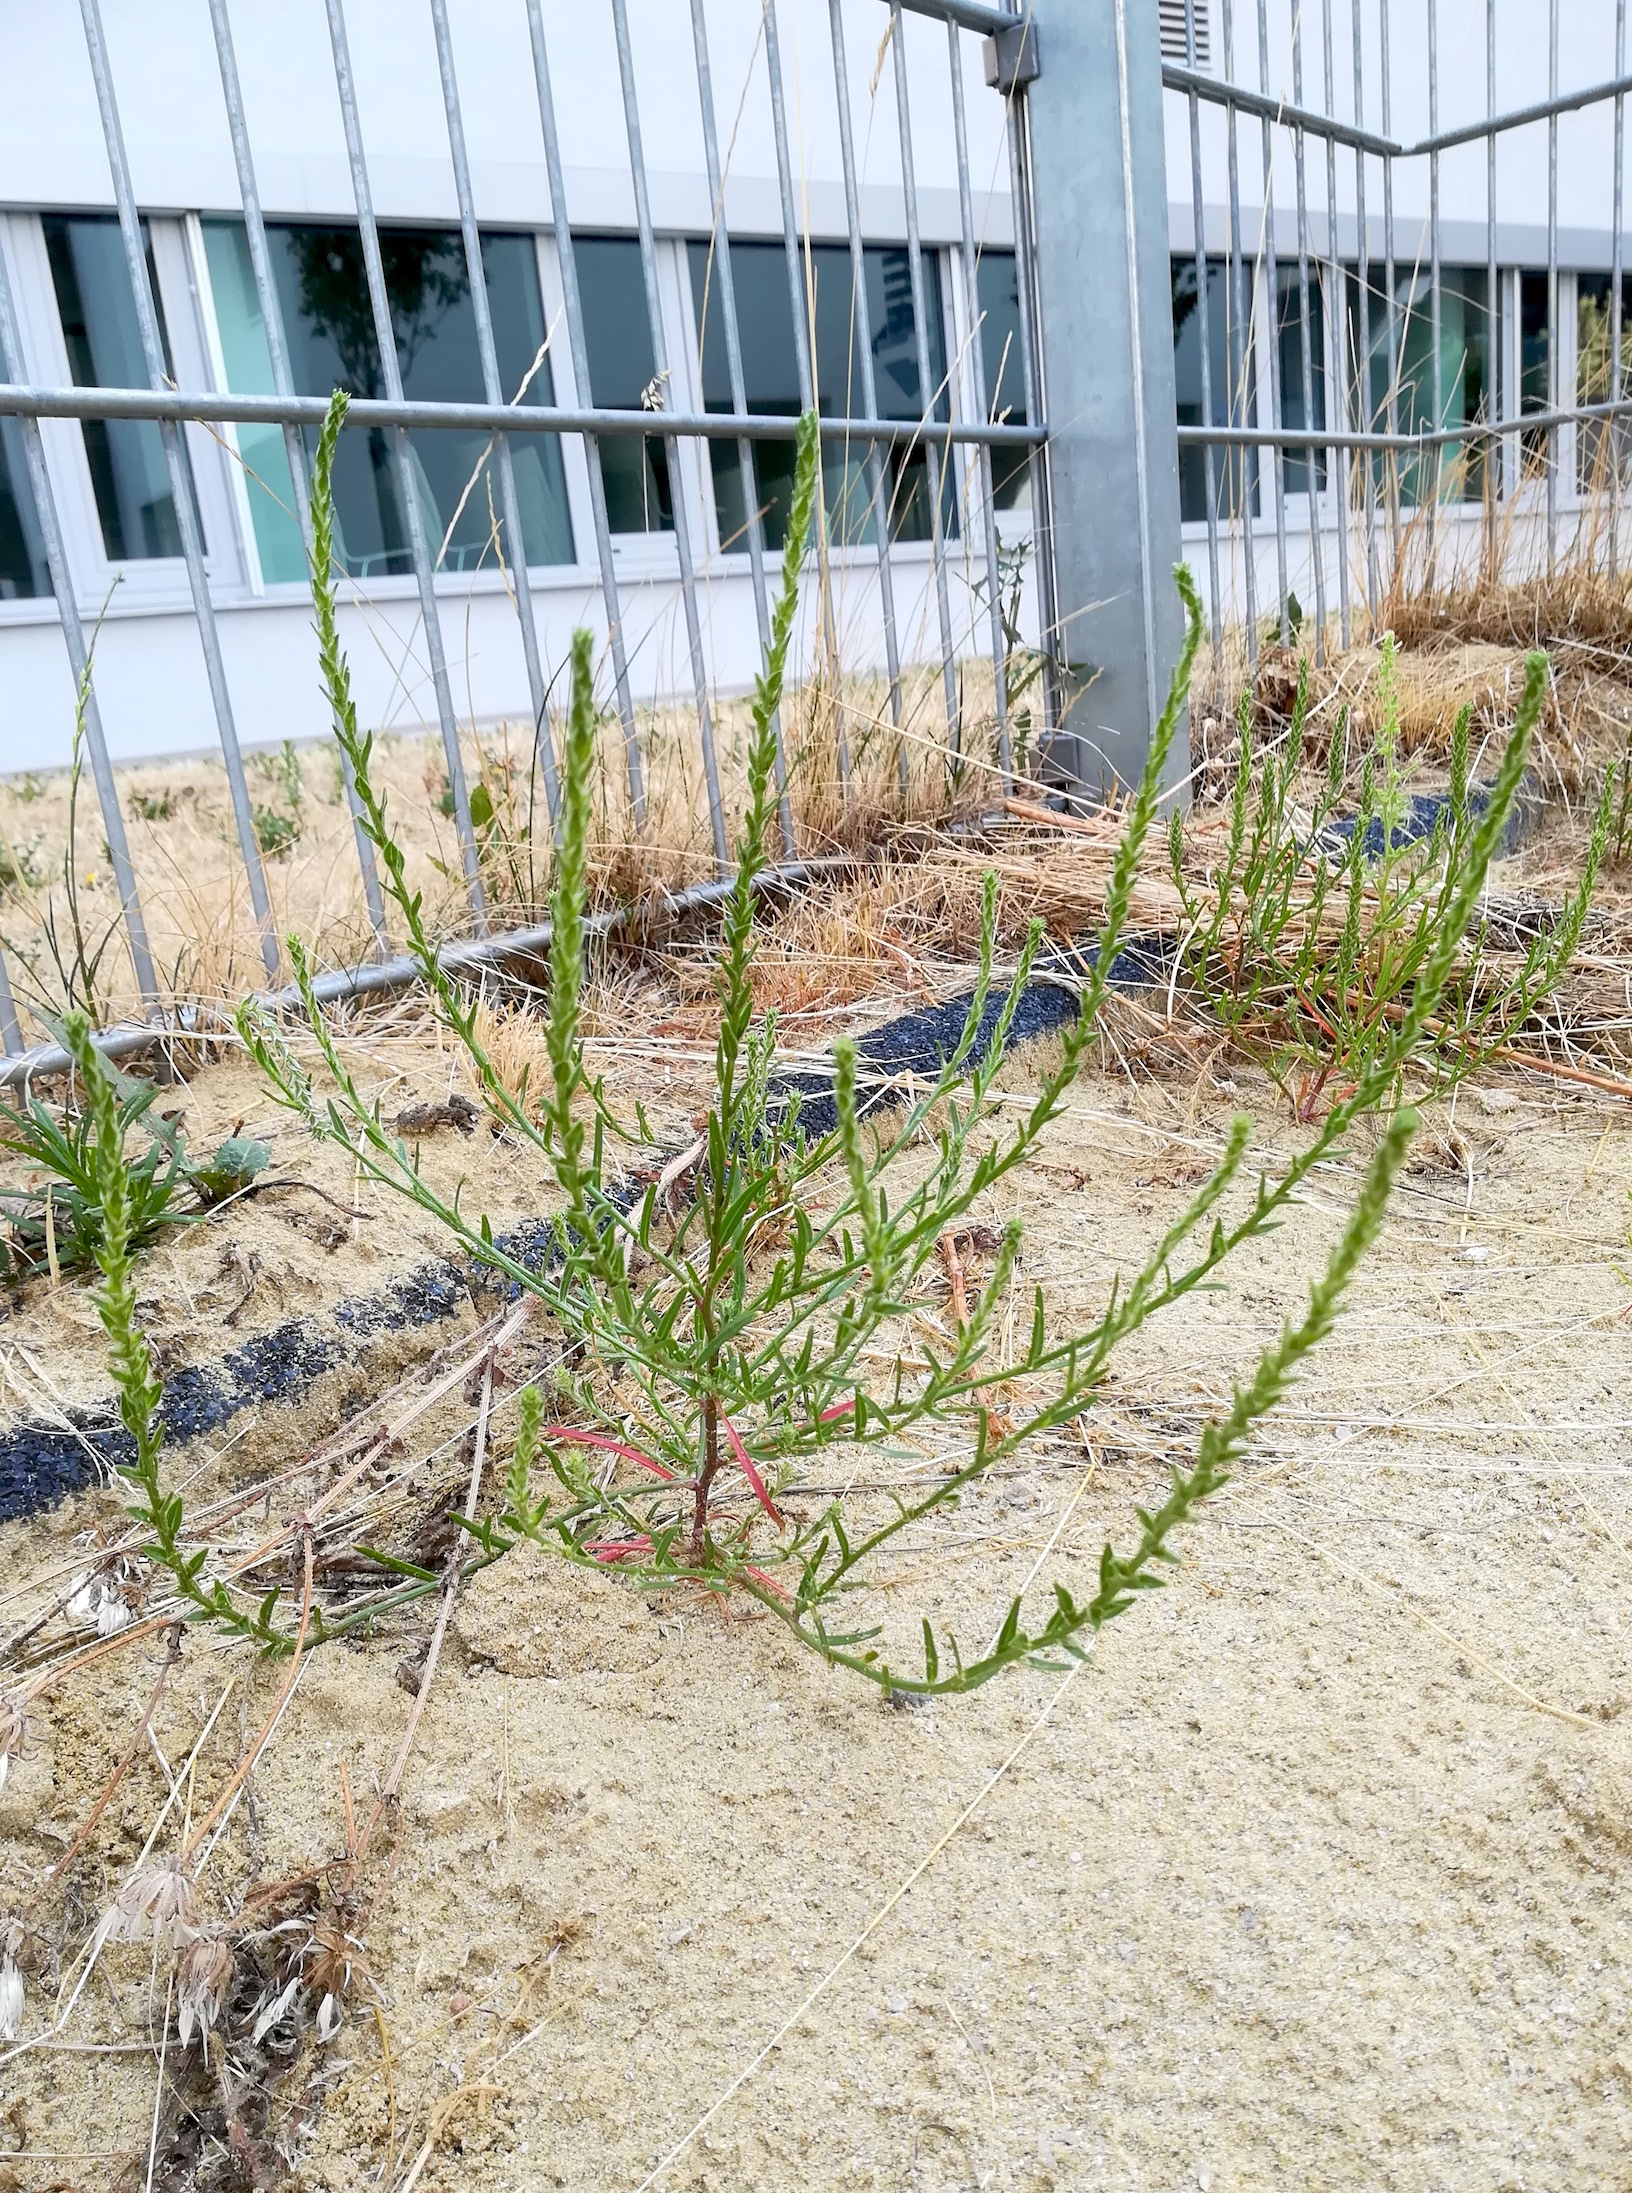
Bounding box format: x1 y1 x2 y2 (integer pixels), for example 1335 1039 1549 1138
222 387 1519 1697
129 789 176 823
1170 646 1609 1116
0 1055 190 1283
62 1015 288 1651
0 1052 269 1282
251 739 304 859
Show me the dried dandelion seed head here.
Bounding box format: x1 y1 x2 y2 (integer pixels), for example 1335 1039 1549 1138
112 1860 199 1946
303 1913 369 2042
177 1932 235 2044
0 1699 26 1793
66 1574 136 1637
0 1922 23 2041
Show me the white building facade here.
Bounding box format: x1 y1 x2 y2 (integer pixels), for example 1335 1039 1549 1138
0 0 1628 770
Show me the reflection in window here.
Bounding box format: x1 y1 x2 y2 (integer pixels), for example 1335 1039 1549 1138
687 237 954 551
575 236 673 535
1349 266 1491 503
202 221 573 580
1275 268 1327 495
976 250 1029 511
44 213 185 561
0 422 51 600
1170 257 1258 524
1520 271 1551 471
1576 271 1632 490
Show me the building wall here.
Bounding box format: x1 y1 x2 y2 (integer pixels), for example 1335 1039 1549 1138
0 0 1025 772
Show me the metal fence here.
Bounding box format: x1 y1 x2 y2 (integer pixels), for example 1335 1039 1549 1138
4 0 1632 1081
1163 0 1632 663
0 0 1047 1076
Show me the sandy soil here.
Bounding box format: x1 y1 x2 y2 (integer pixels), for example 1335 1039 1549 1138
3 996 1631 2192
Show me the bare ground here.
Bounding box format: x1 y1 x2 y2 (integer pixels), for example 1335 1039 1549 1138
3 989 1631 2192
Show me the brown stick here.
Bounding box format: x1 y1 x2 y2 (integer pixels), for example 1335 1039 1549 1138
937 1233 970 1329
690 1394 721 1567
356 1359 496 1865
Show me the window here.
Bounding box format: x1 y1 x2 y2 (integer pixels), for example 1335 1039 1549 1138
0 422 51 600
1159 0 1211 67
202 221 574 580
1276 267 1326 495
1576 272 1632 490
1170 256 1258 523
687 237 954 552
976 250 1030 511
44 213 186 561
1520 270 1551 470
576 236 674 536
1349 266 1492 502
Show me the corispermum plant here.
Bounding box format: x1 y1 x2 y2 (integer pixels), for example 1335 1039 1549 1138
228 390 1535 1694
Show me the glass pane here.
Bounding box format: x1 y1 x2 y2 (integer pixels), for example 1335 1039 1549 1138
1275 267 1326 495
1350 266 1492 503
0 419 51 600
976 249 1029 511
205 220 573 578
576 235 672 535
44 213 184 561
201 221 305 583
688 236 953 552
688 237 802 550
1170 256 1259 523
1521 271 1551 472
1575 271 1632 491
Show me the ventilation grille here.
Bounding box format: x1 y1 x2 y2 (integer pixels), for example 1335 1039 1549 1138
1160 0 1212 68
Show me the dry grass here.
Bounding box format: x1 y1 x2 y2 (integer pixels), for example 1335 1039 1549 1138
0 659 1002 1045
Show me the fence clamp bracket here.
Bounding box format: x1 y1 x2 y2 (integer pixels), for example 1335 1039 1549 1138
982 21 1040 94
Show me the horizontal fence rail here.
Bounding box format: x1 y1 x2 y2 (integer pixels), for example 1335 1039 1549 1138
0 0 1050 1074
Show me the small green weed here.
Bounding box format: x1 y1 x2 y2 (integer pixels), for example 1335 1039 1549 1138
1170 641 1610 1116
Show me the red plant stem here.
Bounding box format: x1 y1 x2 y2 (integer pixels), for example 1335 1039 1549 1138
719 1412 784 1525
541 1427 679 1480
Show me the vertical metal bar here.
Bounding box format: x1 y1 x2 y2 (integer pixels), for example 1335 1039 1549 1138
205 0 389 955
1255 0 1290 639
608 0 728 873
1352 0 1380 617
0 237 160 1012
1380 0 1401 568
1222 0 1259 662
1428 0 1443 561
1547 0 1559 566
999 34 1057 738
1184 6 1223 651
0 946 21 1057
1290 8 1328 660
889 6 963 773
1613 0 1627 575
946 18 1014 785
826 0 909 796
1321 0 1351 648
763 0 848 793
1486 0 1499 560
688 0 795 856
761 0 815 417
428 0 560 836
321 0 487 931
523 0 645 825
78 0 282 981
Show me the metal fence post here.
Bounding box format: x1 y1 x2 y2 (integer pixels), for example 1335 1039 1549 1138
1020 0 1186 798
